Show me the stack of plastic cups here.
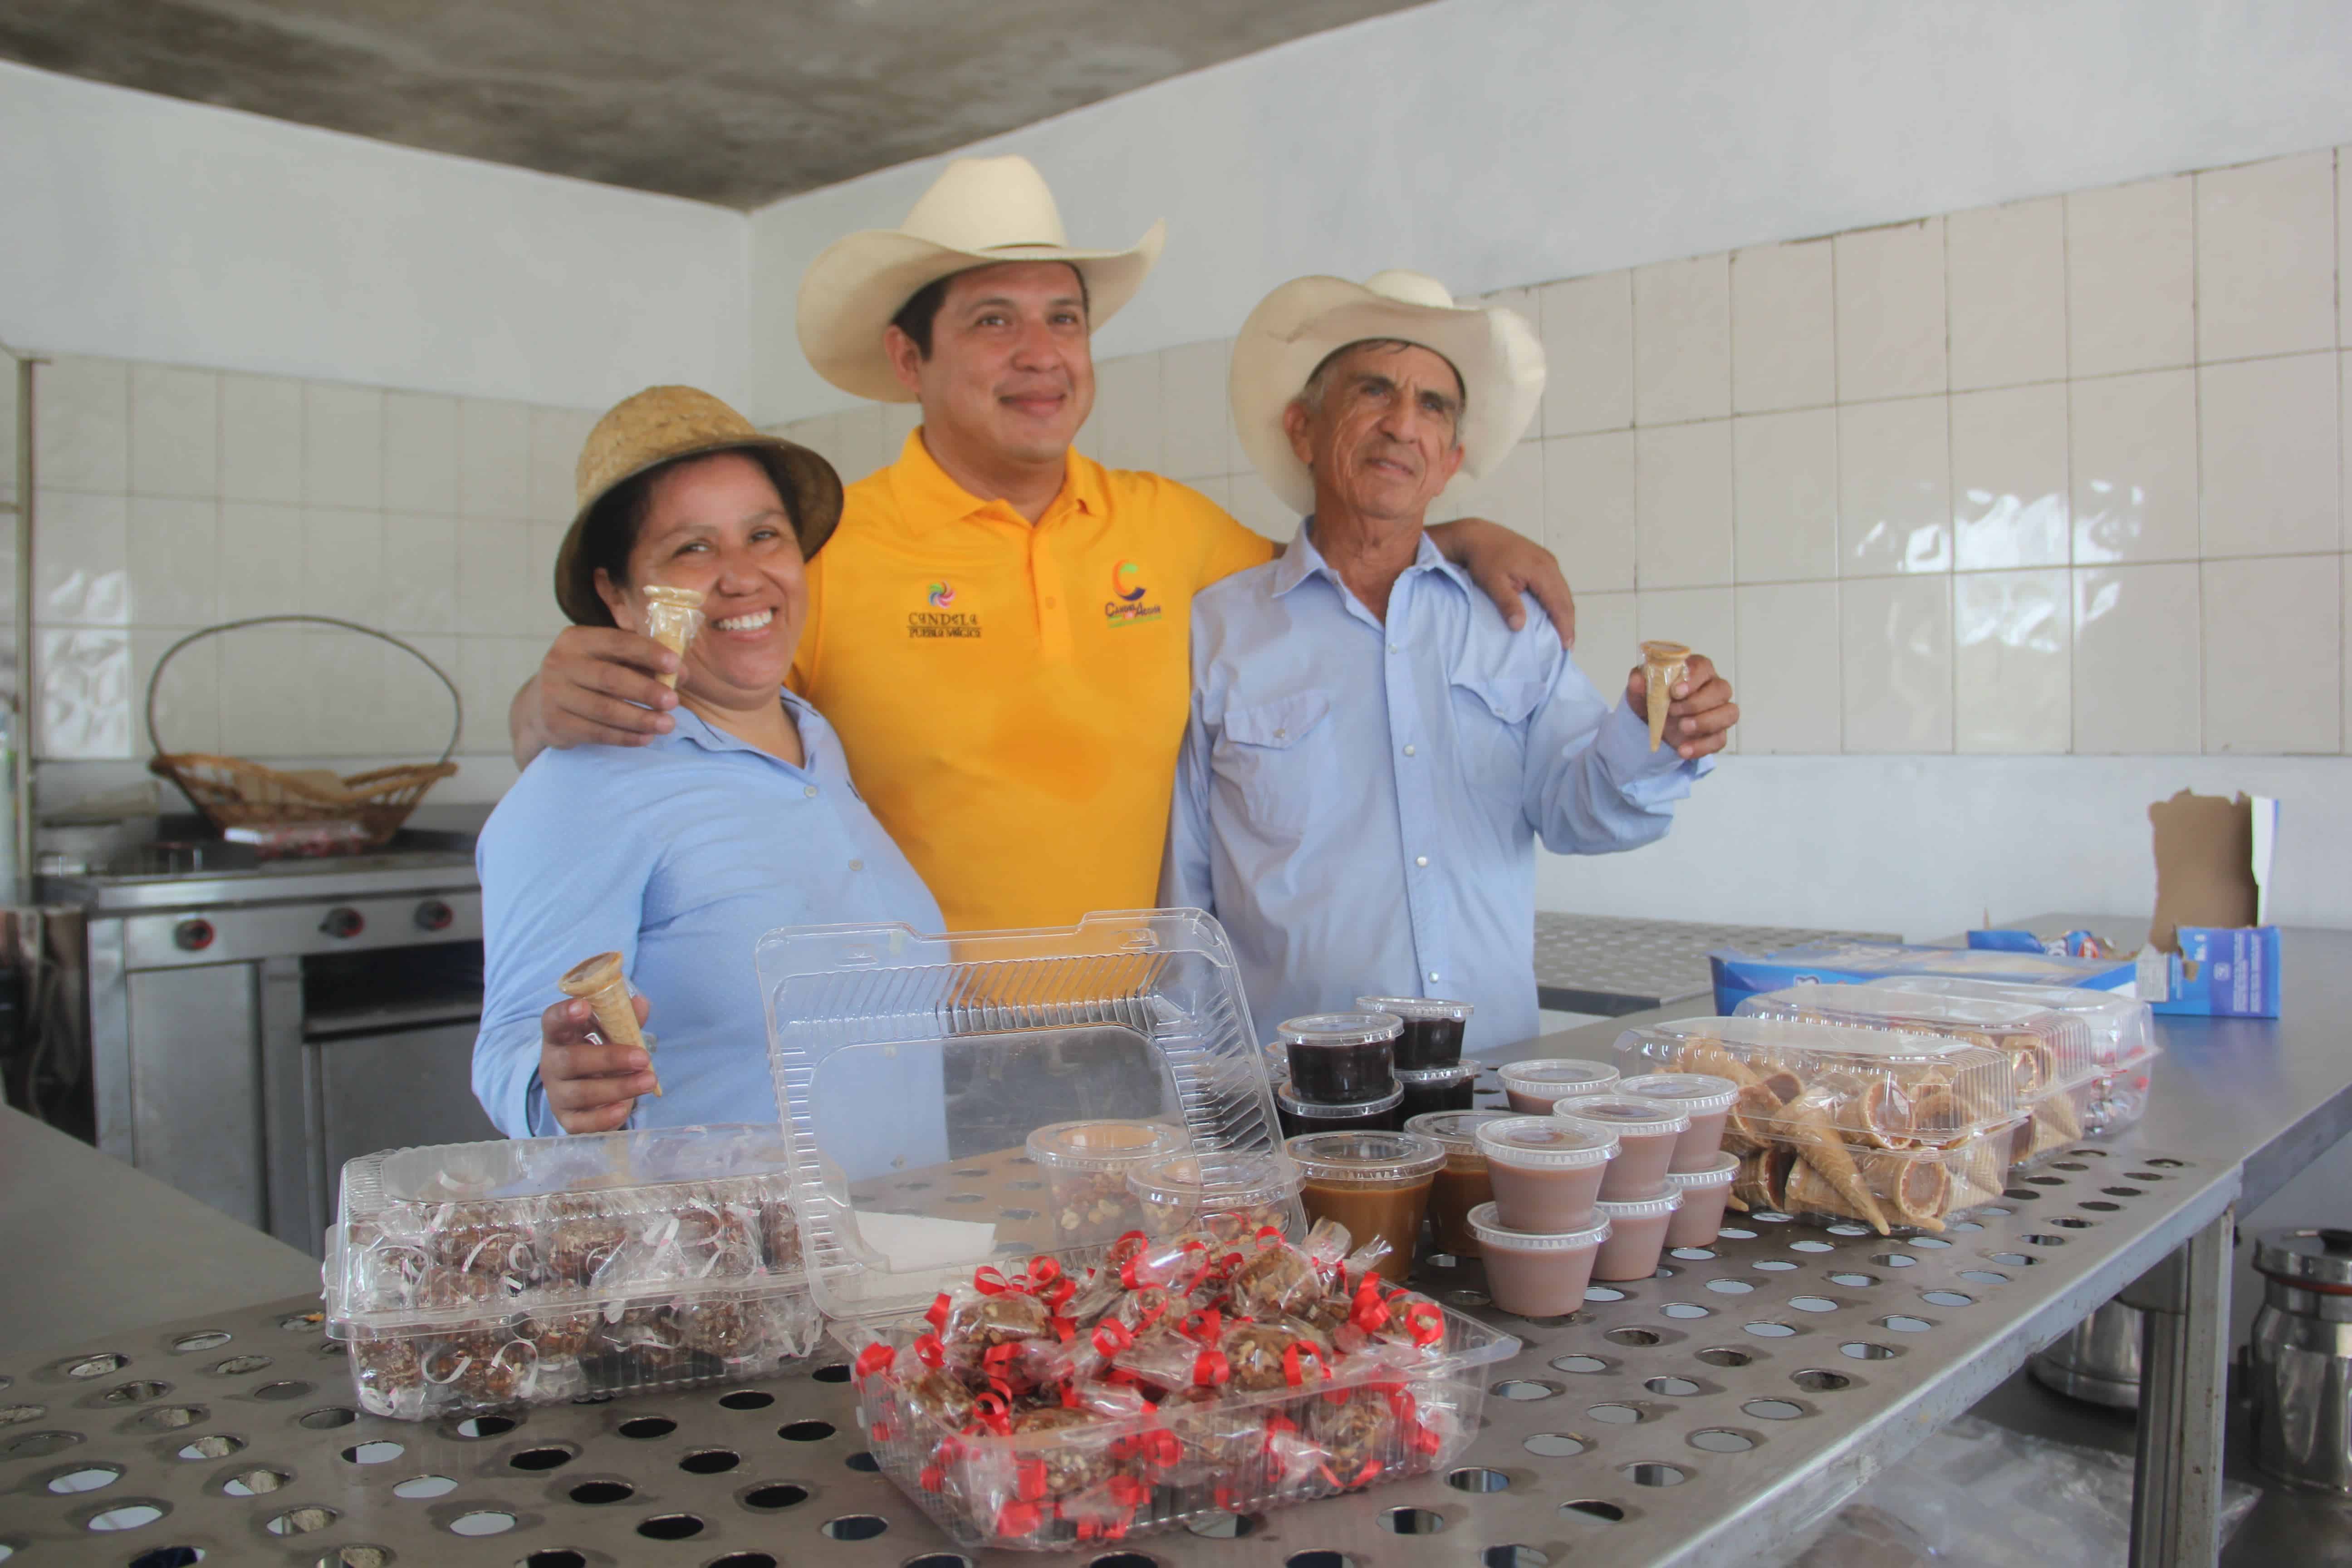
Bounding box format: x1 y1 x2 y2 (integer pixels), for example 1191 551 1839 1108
1357 995 1479 1120
1272 1013 1405 1136
1495 1057 1620 1115
1616 1072 1742 1249
1551 1093 1694 1281
1465 1117 1617 1315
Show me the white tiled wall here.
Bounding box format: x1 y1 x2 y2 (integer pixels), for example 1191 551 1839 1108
808 142 2352 761
21 356 595 770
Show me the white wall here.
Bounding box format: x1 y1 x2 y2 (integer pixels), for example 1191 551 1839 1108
745 0 2352 425
0 62 746 410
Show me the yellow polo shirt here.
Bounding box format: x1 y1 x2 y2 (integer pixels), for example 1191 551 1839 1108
791 431 1276 931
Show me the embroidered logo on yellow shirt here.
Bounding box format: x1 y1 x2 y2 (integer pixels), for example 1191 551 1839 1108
909 579 981 638
1103 559 1162 627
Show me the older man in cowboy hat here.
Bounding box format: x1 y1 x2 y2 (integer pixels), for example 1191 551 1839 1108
1161 272 1738 1054
509 157 1577 933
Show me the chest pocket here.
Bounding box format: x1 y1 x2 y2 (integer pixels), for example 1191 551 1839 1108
1447 659 1547 791
1210 689 1332 839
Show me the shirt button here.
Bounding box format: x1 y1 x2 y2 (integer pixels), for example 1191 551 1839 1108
1388 643 1399 654
849 859 864 872
1427 971 1440 983
804 785 818 799
1402 744 1416 757
1415 855 1429 867
1045 596 1058 608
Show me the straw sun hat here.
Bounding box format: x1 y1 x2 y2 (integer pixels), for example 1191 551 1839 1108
1229 270 1547 519
797 154 1166 402
553 385 843 627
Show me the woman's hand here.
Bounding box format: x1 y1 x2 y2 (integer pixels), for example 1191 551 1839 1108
538 990 659 1133
1424 515 1577 647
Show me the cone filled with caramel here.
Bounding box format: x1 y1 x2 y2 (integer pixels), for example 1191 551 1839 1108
1641 640 1690 752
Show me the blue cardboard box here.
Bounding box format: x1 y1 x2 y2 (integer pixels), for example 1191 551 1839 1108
2144 791 2281 1018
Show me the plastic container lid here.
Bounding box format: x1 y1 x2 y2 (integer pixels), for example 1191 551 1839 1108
1466 1201 1612 1250
1593 1189 1685 1221
1396 1063 1480 1086
1662 1152 1740 1191
1024 1119 1187 1171
1617 1072 1740 1116
1735 984 2097 1092
1284 1129 1446 1185
759 911 1284 1327
1498 1058 1620 1096
1854 975 2156 1070
1355 995 1475 1022
1403 1109 1514 1154
1612 1015 2020 1142
1275 1082 1404 1117
1277 1011 1404 1046
1553 1094 1691 1137
1126 1149 1300 1208
1475 1115 1617 1169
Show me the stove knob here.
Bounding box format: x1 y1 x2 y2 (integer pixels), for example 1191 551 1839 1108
174 918 215 952
415 899 454 933
322 907 365 940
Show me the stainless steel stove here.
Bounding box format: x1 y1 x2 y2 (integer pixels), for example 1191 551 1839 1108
44 823 496 1254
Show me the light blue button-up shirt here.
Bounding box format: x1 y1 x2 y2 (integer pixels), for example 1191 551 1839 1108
473 691 943 1140
1161 525 1710 1056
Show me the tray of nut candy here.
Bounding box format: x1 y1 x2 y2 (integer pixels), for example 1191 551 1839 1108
323 1123 817 1419
836 1222 1517 1549
1614 1016 2030 1236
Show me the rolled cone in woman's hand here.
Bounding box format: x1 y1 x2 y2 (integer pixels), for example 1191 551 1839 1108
558 951 660 1097
639 586 706 690
1641 640 1690 752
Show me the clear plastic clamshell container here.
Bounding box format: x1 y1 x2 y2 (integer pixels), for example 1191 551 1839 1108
324 1124 817 1419
1853 976 2157 1073
759 911 1517 1550
1614 1016 2025 1235
1734 984 2097 1097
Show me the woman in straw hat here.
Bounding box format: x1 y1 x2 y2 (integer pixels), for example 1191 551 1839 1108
471 386 942 1139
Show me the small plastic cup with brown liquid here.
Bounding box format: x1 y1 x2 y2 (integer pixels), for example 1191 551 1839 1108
1275 1082 1402 1137
1354 995 1475 1069
1496 1058 1619 1115
1467 1202 1610 1318
1475 1116 1617 1233
1552 1094 1690 1201
1395 1063 1478 1122
1591 1190 1684 1281
1404 1110 1514 1257
1276 1012 1401 1104
1285 1129 1446 1284
1616 1072 1740 1171
1662 1152 1739 1249
1024 1120 1187 1243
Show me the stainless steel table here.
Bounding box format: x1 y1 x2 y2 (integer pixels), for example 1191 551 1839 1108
1531 912 1897 1015
2 919 2345 1568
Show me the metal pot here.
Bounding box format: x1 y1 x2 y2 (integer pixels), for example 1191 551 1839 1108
2031 1298 2145 1408
2250 1226 2352 1493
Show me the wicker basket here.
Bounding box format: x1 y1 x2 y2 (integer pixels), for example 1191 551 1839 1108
146 616 462 849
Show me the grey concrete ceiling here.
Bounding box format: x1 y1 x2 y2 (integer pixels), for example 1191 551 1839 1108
0 0 1429 208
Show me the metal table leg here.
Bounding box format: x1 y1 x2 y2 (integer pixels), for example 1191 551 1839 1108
2124 1206 2235 1567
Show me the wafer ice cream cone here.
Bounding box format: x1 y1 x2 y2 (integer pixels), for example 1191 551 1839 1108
1641 640 1690 752
1774 1096 1891 1234
1827 1077 1914 1150
1789 1151 1947 1232
558 951 660 1097
1731 1148 1793 1212
638 586 706 690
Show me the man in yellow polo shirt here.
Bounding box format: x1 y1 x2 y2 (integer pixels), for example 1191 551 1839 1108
511 156 1575 931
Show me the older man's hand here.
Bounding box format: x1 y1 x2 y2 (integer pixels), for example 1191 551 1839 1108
1626 653 1738 761
538 990 659 1134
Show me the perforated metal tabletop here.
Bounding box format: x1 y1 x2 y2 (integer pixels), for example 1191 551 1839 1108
0 1122 2230 1568
1531 914 1898 1016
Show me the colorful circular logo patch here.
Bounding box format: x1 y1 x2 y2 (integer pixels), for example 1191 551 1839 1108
1112 561 1147 603
926 581 956 608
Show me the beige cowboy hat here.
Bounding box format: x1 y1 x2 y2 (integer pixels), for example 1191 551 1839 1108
796 154 1167 403
1230 270 1546 519
554 385 843 627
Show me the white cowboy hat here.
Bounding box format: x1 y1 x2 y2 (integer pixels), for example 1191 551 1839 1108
796 154 1167 403
1229 270 1546 519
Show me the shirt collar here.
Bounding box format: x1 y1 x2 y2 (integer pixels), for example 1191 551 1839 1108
887 426 1108 535
664 687 824 767
1272 518 1465 601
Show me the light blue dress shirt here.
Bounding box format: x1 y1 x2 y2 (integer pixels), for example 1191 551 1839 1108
473 691 944 1142
1161 525 1710 1056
